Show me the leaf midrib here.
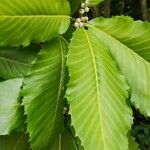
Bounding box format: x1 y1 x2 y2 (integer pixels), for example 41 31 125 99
83 28 105 149
50 37 65 135
0 15 70 18
58 134 61 150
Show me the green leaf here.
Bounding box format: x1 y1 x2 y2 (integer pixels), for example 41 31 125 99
69 0 104 14
63 25 75 43
0 78 23 135
89 0 104 5
0 45 40 79
22 37 68 150
88 18 150 116
67 28 132 150
0 132 29 150
89 16 150 62
128 136 139 150
69 0 83 14
0 0 70 46
51 129 78 150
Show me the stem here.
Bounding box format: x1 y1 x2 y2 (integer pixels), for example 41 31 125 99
58 134 61 150
94 5 101 17
103 0 110 17
121 0 125 15
140 0 149 21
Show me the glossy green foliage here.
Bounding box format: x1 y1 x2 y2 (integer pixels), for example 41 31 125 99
89 17 150 117
22 37 68 150
0 79 23 135
51 129 78 150
0 0 70 46
89 16 150 62
0 133 29 150
0 45 40 79
0 1 149 150
67 28 133 150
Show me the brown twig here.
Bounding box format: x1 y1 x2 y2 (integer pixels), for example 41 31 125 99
103 0 110 17
140 0 149 20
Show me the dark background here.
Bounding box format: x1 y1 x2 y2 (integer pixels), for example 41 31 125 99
97 0 150 21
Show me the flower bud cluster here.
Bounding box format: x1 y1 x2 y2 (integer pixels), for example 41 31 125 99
74 0 90 28
80 1 90 14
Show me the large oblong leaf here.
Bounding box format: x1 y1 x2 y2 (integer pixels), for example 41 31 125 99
89 16 150 62
88 20 150 116
22 37 68 150
0 0 70 46
67 28 132 150
0 78 23 135
0 45 40 79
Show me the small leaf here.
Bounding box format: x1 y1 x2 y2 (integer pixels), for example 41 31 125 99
0 78 23 135
0 45 40 79
22 37 68 150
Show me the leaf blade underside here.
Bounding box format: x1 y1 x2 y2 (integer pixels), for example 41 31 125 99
51 129 78 150
0 0 70 46
88 19 150 116
67 28 132 150
0 45 40 79
0 78 23 135
89 16 150 62
0 132 29 150
22 37 68 150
